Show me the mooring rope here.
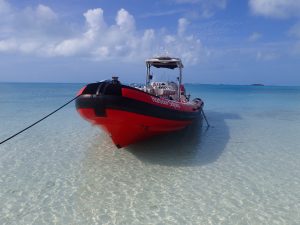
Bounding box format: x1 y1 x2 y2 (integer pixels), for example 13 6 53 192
0 95 81 145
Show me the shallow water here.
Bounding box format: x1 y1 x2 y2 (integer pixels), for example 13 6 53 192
0 83 300 224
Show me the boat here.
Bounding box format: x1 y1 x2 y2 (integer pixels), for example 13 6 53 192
75 56 204 148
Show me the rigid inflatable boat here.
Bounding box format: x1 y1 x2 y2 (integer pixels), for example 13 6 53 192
75 56 204 148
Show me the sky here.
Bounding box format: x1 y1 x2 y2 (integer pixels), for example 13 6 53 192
0 0 300 85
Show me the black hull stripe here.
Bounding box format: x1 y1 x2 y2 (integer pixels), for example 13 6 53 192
76 95 201 121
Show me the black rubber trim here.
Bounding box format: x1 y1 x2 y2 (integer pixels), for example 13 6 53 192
76 95 201 121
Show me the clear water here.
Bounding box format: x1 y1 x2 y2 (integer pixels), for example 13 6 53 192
0 83 300 225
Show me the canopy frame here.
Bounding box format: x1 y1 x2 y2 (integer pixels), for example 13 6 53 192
145 56 184 99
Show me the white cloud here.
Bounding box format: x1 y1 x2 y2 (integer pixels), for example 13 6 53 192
175 0 227 18
84 8 106 31
49 9 106 56
0 38 17 52
248 32 262 42
140 9 186 18
249 0 300 19
176 0 226 9
0 38 41 54
0 1 203 64
178 18 189 36
36 4 57 21
256 51 280 61
20 4 58 27
116 8 135 32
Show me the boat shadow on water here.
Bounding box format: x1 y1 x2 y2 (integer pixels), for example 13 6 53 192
126 111 241 167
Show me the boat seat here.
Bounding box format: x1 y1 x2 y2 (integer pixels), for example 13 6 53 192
151 85 176 97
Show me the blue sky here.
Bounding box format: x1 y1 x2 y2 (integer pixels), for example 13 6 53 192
0 0 300 85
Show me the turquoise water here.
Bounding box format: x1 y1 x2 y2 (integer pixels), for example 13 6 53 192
1 83 300 224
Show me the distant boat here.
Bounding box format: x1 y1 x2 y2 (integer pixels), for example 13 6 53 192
251 83 264 86
75 56 204 148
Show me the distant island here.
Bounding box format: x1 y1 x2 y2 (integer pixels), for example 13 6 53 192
251 83 265 86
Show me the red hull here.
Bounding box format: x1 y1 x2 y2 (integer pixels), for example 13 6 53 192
77 108 193 147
